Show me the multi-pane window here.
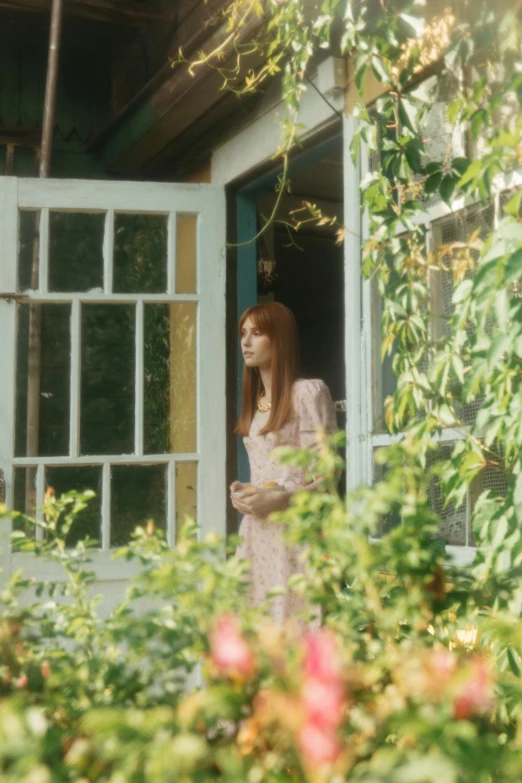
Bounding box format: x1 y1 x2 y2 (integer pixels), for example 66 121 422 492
12 207 199 551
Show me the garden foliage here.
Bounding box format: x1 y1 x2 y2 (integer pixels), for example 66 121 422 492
1 0 522 780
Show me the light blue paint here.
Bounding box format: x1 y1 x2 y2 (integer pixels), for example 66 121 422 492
236 193 258 484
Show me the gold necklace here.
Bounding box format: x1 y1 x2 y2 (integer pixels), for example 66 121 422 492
257 395 272 413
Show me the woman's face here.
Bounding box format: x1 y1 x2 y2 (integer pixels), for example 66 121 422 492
240 317 272 371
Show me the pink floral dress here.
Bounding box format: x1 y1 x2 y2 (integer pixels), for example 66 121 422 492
236 378 337 625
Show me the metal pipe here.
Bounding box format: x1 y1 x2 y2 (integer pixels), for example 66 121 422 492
24 0 64 516
39 0 64 177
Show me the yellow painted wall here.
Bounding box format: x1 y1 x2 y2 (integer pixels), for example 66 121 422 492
168 164 209 532
184 163 212 184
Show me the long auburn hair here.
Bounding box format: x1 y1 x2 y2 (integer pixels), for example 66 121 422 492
235 302 300 436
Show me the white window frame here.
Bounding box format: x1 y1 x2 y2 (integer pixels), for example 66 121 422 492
0 177 226 583
343 116 522 567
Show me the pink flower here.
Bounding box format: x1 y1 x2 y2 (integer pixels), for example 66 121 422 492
210 614 254 678
302 678 344 730
17 674 28 687
298 629 345 768
303 630 341 684
431 649 457 680
453 657 494 720
299 721 342 766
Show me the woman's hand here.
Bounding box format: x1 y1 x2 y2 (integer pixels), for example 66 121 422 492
230 481 250 494
230 485 290 517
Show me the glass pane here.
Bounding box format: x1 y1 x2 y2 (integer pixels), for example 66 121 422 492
501 187 522 219
372 232 430 432
81 304 135 455
372 452 402 538
46 466 102 548
12 467 37 537
501 189 522 298
469 451 508 547
113 213 167 293
176 461 197 533
49 211 104 292
416 73 467 168
169 302 197 453
16 303 71 457
111 464 166 547
144 304 170 454
371 277 397 433
176 214 197 294
432 203 494 427
18 210 40 291
428 443 468 546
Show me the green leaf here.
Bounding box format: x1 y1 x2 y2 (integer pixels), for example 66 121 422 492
451 156 470 176
494 287 509 331
394 754 458 783
499 221 522 245
504 190 522 217
440 174 456 205
479 162 502 200
371 55 392 85
473 258 499 293
453 279 473 304
405 143 423 174
482 240 510 265
399 13 425 37
437 403 457 426
504 248 522 283
398 98 418 133
515 334 522 358
484 417 503 448
487 333 511 370
451 354 465 384
446 99 462 125
355 62 368 95
492 515 508 548
392 154 408 180
470 108 487 139
458 159 481 188
424 161 441 175
507 647 522 677
425 170 442 195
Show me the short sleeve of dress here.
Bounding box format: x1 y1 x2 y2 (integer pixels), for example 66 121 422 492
296 379 337 450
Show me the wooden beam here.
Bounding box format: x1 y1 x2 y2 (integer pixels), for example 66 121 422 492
94 13 263 172
0 0 176 26
99 0 230 138
143 91 262 179
0 128 41 147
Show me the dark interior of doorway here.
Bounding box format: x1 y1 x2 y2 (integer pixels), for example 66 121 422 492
270 231 344 405
256 136 345 425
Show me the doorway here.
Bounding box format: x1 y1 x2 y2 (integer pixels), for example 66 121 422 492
230 133 345 518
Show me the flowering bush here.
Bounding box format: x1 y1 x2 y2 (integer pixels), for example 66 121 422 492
1 1 522 780
0 424 521 783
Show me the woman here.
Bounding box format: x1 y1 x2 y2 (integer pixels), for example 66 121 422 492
231 302 337 624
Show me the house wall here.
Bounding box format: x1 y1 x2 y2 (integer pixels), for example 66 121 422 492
211 63 344 186
0 14 116 179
